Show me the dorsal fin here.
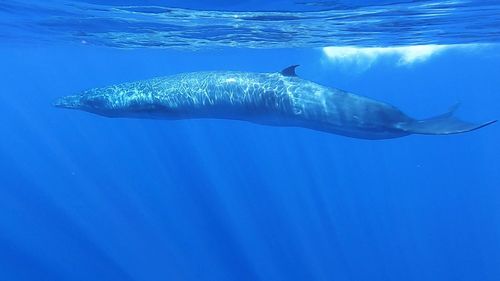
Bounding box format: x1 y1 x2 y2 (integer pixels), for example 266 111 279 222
280 65 299 77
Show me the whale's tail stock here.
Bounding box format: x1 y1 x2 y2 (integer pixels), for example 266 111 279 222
395 103 496 135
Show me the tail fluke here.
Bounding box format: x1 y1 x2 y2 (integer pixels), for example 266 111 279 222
395 104 496 135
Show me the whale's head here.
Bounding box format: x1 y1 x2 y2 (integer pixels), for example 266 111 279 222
53 91 119 117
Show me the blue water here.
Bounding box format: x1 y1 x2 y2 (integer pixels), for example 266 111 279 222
1 1 499 281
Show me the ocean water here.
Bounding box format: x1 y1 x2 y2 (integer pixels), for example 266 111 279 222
0 1 499 281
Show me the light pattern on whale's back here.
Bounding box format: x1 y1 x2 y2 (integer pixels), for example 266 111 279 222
78 71 309 116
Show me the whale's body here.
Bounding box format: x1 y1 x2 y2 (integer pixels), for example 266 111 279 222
54 66 495 139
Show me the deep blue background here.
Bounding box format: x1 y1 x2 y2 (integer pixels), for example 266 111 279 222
0 45 499 281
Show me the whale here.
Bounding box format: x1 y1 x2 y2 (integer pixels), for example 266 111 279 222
54 65 496 140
